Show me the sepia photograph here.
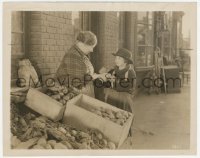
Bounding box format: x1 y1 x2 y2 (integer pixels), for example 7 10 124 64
3 2 197 156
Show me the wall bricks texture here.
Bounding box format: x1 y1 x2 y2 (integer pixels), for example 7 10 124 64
27 11 74 79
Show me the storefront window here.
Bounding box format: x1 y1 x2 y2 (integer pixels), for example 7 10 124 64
136 12 154 67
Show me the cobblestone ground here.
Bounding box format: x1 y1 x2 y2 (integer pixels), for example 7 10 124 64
120 84 190 149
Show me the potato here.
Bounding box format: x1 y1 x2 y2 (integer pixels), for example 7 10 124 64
54 143 68 149
51 94 61 101
68 93 75 99
24 113 32 120
79 142 89 149
63 95 71 101
65 133 72 137
71 130 77 136
48 87 59 92
15 137 39 149
107 142 116 149
62 88 69 95
124 111 129 118
48 140 57 148
96 133 103 140
61 141 73 149
108 113 115 119
58 127 67 134
116 111 123 119
37 137 47 146
70 136 75 142
31 120 46 129
79 131 90 138
32 131 43 137
59 92 64 97
105 109 113 115
102 139 108 146
11 136 21 148
19 117 27 127
45 143 52 149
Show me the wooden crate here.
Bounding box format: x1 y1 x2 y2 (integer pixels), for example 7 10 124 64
25 88 66 121
63 94 134 147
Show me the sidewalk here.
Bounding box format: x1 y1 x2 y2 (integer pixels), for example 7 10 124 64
120 84 190 149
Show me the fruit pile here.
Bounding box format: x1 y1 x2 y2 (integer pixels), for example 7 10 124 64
11 103 116 149
44 86 79 106
90 107 132 126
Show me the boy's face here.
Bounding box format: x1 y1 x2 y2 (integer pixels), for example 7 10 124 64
115 56 125 67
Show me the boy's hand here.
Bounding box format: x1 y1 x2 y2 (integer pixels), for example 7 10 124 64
98 73 108 81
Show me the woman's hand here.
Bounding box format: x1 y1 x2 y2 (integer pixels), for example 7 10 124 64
92 73 108 81
91 73 100 80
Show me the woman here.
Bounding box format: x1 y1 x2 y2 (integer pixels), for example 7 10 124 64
56 31 99 97
104 48 136 113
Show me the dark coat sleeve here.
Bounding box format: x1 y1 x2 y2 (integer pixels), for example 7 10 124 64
128 69 137 93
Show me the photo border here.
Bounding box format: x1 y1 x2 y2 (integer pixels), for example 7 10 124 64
3 2 197 156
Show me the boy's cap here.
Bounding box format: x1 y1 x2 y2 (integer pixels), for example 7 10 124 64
112 48 133 64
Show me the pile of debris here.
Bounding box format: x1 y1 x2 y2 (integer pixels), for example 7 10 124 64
11 103 116 149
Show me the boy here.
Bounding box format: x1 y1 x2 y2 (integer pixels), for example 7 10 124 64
104 48 136 113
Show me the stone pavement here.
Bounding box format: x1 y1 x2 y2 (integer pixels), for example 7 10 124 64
120 84 190 149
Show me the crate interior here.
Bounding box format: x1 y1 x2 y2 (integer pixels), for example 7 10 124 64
71 95 96 112
69 95 133 125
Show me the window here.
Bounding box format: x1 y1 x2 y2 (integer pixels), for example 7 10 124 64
11 11 25 55
136 12 154 67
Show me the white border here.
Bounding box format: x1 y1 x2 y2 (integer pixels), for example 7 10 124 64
1 1 198 157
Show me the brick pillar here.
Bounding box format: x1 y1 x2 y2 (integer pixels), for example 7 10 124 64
28 11 74 80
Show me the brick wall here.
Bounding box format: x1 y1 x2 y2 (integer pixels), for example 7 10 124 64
28 11 74 80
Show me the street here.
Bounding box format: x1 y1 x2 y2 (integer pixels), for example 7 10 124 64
121 84 190 149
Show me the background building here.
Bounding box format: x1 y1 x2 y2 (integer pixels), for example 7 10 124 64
11 11 186 96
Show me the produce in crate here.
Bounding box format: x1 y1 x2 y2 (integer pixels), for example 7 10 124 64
11 103 116 149
90 107 131 126
44 86 78 106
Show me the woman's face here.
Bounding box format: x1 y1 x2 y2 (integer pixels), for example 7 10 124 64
85 45 95 54
115 56 126 67
82 43 95 55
